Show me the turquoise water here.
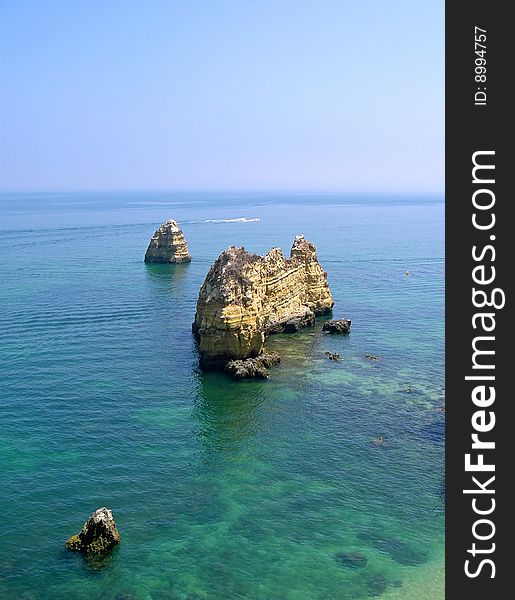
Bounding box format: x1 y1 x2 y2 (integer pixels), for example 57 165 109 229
0 193 444 599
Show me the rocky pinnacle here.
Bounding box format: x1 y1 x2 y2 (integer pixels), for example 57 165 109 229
144 219 192 263
193 235 334 368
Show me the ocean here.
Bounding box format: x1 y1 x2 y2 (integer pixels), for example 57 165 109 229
0 192 444 599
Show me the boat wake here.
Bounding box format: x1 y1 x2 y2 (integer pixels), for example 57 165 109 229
204 217 260 223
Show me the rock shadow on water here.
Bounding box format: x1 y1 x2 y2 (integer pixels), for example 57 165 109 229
144 261 190 291
357 529 428 566
82 550 119 573
62 543 120 574
192 371 268 455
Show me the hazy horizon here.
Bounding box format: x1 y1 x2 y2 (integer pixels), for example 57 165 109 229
0 189 444 198
0 0 444 194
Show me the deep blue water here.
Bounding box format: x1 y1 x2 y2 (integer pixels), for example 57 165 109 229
0 192 444 599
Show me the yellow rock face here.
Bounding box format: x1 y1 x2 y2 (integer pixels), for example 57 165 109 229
144 219 191 263
193 235 334 367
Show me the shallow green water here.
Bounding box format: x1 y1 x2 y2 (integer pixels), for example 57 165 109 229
0 192 444 599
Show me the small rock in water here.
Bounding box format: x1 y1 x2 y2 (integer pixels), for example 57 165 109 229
65 507 121 555
322 319 351 334
283 312 316 333
225 351 281 379
335 551 368 568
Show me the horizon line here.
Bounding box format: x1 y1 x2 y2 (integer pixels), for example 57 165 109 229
0 188 445 197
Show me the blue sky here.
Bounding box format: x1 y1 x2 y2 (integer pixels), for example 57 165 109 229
0 1 443 193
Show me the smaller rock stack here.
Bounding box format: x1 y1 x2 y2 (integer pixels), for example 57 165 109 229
144 219 191 263
65 507 121 554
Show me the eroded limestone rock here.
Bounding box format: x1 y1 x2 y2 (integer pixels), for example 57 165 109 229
144 220 191 263
193 235 334 368
65 507 121 555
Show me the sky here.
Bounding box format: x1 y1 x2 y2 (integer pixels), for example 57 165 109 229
0 1 444 193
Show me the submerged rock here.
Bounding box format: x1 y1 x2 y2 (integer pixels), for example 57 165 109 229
421 417 445 446
322 319 351 334
335 551 368 568
65 507 121 555
225 351 282 379
367 573 389 597
358 530 428 566
144 219 191 263
193 235 334 368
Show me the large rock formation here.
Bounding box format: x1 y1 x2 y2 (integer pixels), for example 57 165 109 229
193 235 334 368
144 219 191 263
65 507 121 555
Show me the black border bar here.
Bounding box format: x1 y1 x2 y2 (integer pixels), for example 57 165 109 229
446 1 511 597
